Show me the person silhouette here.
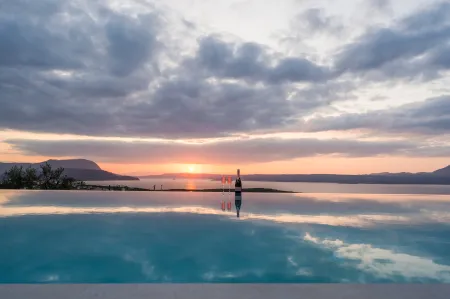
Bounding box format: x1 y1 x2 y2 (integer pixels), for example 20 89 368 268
234 176 242 217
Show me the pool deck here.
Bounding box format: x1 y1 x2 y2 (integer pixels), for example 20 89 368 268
0 284 448 299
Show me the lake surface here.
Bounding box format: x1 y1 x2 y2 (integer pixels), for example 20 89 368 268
1 190 450 283
88 178 450 194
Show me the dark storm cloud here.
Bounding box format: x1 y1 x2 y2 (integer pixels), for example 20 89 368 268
5 137 420 164
303 96 450 136
335 2 450 81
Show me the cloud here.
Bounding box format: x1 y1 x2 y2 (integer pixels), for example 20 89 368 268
370 0 392 13
105 13 162 77
3 137 431 164
0 0 337 139
0 0 162 74
335 2 450 81
293 8 344 36
304 232 450 282
0 0 449 142
178 1 450 87
0 0 170 134
185 35 332 84
302 96 450 137
276 7 346 59
121 80 298 137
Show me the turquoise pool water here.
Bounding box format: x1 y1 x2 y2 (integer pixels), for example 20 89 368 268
1 190 450 283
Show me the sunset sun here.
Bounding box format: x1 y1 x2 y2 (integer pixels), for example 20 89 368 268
188 165 195 173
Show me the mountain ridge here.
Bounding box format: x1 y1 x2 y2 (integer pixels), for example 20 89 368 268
0 159 138 181
138 165 450 185
433 165 450 176
3 159 450 185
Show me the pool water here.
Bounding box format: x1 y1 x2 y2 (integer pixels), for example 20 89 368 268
1 190 450 283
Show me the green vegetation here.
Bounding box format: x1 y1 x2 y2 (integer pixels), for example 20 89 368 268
0 163 83 190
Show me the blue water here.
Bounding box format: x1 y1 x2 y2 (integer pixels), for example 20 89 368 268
1 190 450 283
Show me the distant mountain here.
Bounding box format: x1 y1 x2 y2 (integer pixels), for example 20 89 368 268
62 168 138 181
433 165 450 176
237 173 450 185
45 159 101 170
0 162 32 172
139 165 450 185
369 171 429 176
0 159 138 181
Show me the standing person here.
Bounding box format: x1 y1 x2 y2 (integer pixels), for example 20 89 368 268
153 185 156 191
161 184 163 190
234 169 242 217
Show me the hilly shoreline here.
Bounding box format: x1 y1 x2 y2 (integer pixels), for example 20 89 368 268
0 159 139 182
4 158 450 185
140 165 450 185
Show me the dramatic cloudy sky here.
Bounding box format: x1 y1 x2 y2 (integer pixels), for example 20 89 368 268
1 0 450 175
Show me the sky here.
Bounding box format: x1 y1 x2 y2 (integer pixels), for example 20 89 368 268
1 0 450 175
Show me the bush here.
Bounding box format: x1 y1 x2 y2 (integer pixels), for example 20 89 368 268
0 163 83 190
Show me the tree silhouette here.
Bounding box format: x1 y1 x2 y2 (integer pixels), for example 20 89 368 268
0 163 82 190
1 166 24 189
23 167 38 189
39 162 65 189
61 176 76 190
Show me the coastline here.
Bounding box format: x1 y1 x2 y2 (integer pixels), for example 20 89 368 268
0 184 297 193
166 188 297 193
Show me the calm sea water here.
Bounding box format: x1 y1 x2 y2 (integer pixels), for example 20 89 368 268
1 190 450 283
88 178 450 195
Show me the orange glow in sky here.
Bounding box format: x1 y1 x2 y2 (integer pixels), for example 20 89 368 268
94 157 450 176
1 135 449 176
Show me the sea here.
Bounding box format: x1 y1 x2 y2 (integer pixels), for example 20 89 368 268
1 180 450 283
87 178 450 195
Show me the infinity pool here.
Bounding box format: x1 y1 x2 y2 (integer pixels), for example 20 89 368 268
1 190 450 283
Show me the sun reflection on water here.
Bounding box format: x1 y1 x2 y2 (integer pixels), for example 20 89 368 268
185 180 197 190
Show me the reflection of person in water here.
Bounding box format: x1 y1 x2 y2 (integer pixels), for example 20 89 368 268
235 175 242 218
235 193 242 217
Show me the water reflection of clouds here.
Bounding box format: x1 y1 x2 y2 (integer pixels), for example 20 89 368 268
1 204 450 227
304 233 450 282
4 191 450 217
1 204 450 283
1 191 450 225
2 189 450 281
293 193 450 202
